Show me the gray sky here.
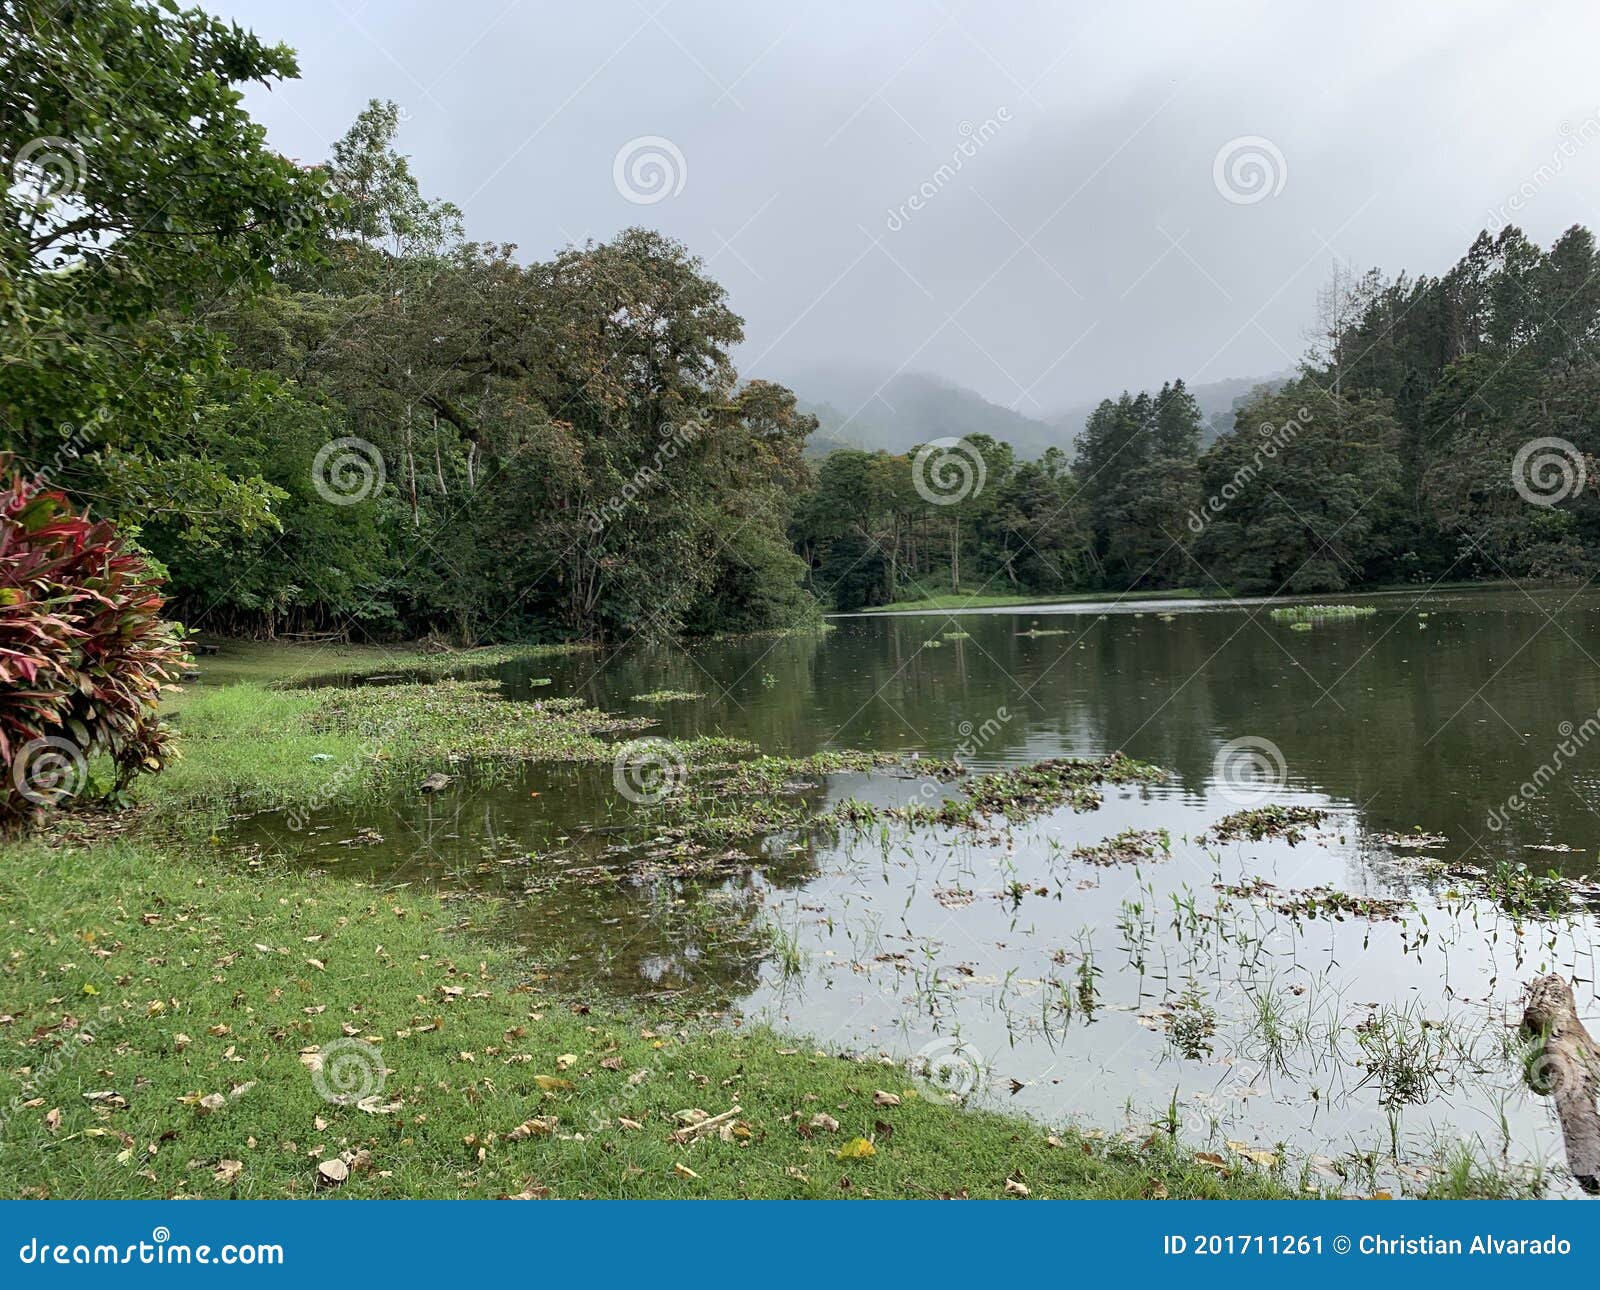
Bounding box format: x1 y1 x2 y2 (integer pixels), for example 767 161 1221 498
217 0 1600 415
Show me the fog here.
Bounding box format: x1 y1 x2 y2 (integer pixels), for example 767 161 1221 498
216 0 1600 413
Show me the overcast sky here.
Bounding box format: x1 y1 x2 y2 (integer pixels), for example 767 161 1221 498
216 0 1600 415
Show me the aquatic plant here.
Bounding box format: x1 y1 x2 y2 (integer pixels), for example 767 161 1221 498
1267 604 1378 624
1164 982 1218 1059
1072 828 1171 866
1206 805 1327 844
1217 877 1410 922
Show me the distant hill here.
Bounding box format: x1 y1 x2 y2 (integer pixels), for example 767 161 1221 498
786 366 1065 459
785 363 1294 460
1048 371 1297 448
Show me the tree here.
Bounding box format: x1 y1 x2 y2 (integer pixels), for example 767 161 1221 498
1 0 337 532
1072 383 1201 586
1194 383 1402 593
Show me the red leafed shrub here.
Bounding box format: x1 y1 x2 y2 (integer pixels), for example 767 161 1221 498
0 462 189 828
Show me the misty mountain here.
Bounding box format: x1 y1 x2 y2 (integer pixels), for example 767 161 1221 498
788 363 1293 459
788 366 1065 459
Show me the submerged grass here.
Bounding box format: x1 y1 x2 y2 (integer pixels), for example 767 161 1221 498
146 680 653 824
835 754 1165 831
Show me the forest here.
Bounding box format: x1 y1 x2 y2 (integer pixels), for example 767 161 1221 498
797 226 1600 610
8 1 1600 639
11 0 1600 1212
4 4 815 644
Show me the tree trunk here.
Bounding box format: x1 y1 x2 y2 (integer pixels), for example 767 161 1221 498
1523 974 1600 1194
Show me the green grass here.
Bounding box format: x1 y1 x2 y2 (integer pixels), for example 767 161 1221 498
171 639 589 712
0 838 1295 1199
146 679 653 825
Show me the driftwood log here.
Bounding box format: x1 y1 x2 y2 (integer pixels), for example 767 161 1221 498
1522 973 1600 1194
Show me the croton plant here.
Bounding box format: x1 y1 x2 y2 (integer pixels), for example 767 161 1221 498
0 460 189 828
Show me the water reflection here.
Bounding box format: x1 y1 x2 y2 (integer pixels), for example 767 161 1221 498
230 587 1600 1194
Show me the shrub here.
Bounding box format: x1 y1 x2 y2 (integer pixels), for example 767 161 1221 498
0 462 188 828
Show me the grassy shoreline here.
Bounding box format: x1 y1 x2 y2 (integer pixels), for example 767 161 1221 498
851 587 1213 614
0 838 1292 1199
848 578 1530 616
4 641 1301 1199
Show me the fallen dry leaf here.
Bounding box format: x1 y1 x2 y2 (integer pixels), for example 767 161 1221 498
836 1137 876 1160
1225 1139 1279 1168
507 1116 558 1140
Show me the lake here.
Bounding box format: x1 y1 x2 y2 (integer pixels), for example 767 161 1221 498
232 585 1600 1196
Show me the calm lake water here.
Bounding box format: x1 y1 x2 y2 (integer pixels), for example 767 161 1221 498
231 585 1600 1195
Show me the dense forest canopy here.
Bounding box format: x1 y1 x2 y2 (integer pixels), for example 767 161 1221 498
794 225 1600 611
4 0 1597 636
2 0 814 643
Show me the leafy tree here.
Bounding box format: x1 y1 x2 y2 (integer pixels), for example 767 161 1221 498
1 0 336 532
1194 383 1402 593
